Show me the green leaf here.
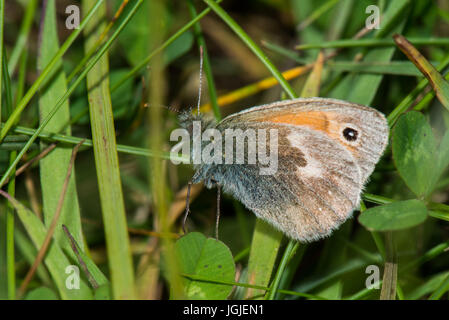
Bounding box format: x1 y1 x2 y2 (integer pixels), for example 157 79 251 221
24 287 58 300
393 112 438 197
176 232 235 300
358 199 428 231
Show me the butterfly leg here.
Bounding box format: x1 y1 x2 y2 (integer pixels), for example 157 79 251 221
182 181 193 234
215 184 221 240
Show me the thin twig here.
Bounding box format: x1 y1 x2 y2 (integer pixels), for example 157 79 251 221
17 140 84 297
62 224 99 289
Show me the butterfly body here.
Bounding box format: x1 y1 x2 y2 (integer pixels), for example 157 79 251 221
179 97 389 242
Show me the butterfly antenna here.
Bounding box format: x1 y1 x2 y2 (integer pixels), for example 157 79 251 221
144 103 180 114
196 46 204 116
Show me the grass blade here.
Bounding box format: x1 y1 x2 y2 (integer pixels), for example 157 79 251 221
2 44 16 300
265 241 299 300
245 220 283 299
82 0 138 299
38 0 84 260
296 37 449 50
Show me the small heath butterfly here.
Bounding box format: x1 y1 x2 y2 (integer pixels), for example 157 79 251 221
175 97 389 242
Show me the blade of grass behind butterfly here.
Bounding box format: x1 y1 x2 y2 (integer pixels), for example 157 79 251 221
134 0 178 300
38 0 84 261
244 220 283 299
379 231 397 299
82 0 138 300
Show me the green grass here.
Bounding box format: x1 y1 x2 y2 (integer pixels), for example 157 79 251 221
1 0 449 301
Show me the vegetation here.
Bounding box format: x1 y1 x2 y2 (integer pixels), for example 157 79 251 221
1 0 449 300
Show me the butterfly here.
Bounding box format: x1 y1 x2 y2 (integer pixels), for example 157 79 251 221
175 97 389 242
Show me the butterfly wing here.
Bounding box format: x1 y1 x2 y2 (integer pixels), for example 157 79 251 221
218 97 389 184
206 98 388 241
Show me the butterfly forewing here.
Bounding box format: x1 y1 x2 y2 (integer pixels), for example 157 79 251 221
219 97 389 183
214 121 362 242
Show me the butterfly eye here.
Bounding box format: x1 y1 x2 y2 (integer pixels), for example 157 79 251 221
342 127 358 142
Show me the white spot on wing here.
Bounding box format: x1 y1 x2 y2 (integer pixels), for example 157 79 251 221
287 132 323 178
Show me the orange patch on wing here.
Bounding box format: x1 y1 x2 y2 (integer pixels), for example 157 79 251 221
260 110 358 154
265 111 330 133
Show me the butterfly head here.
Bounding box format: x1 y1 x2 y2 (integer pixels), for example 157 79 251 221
178 109 216 136
177 110 220 182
